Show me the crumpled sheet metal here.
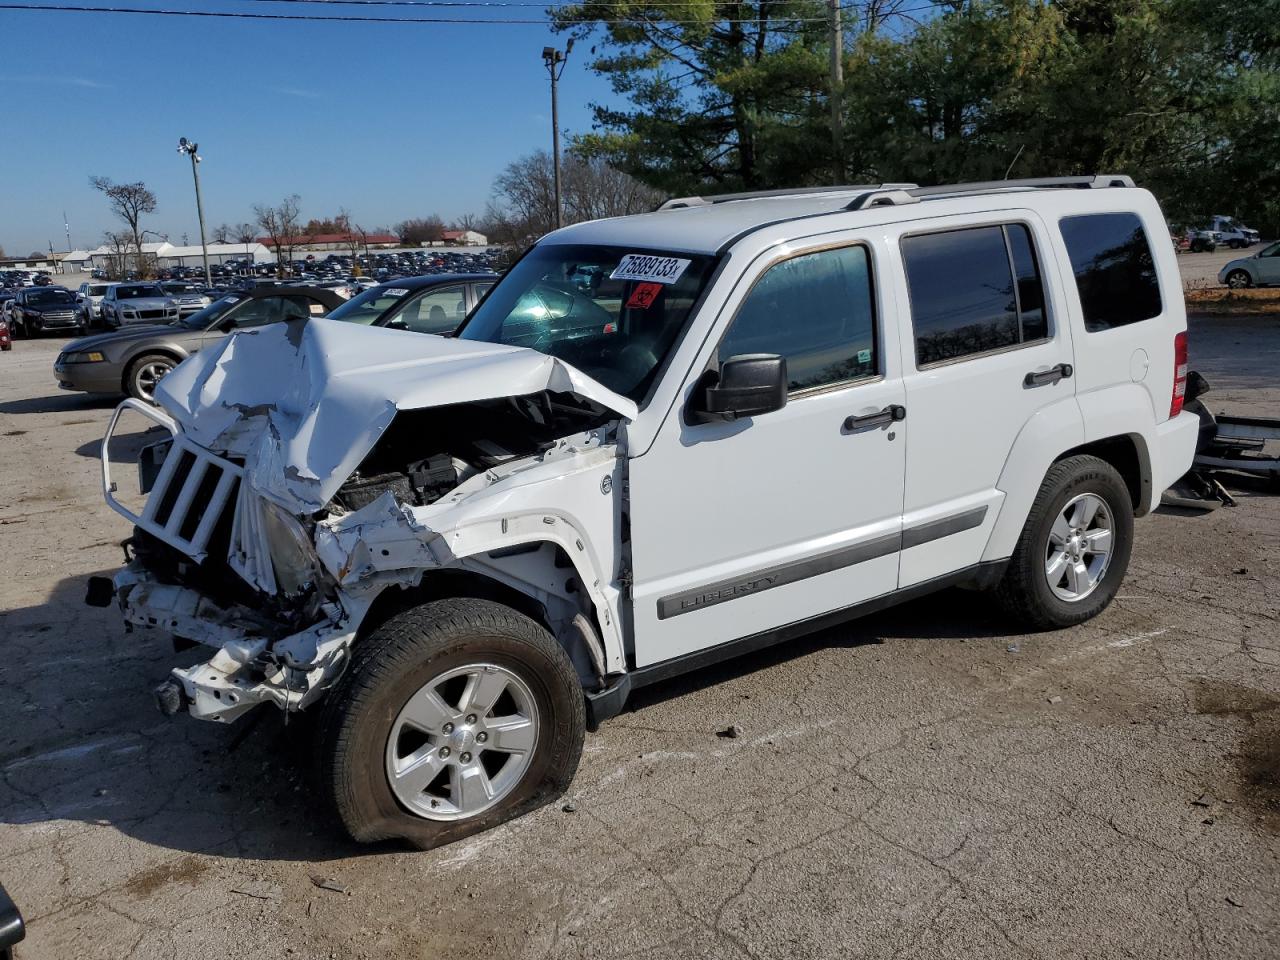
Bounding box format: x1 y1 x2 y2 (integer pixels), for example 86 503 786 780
154 317 637 513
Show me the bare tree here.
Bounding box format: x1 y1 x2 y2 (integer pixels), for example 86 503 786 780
89 176 157 277
211 223 233 244
100 232 135 280
489 151 662 249
451 212 480 232
395 216 445 246
253 195 306 277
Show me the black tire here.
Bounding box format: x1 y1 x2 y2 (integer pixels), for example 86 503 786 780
317 598 585 849
125 352 177 403
994 455 1134 630
1225 269 1252 290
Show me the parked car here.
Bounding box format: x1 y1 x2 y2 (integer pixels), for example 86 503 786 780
77 280 112 327
1207 215 1260 249
159 281 214 317
56 285 346 402
0 315 10 351
7 286 86 337
92 175 1197 850
100 282 179 329
1219 240 1280 289
326 274 497 333
1173 228 1217 253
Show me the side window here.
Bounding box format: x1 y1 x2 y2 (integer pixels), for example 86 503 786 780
391 286 467 335
901 224 1049 367
718 245 876 393
281 296 321 321
1059 212 1162 332
230 297 283 327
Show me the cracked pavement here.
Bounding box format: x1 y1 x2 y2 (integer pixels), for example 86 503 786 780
1 310 1277 959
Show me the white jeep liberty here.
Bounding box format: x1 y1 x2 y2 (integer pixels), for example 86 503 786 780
97 176 1198 848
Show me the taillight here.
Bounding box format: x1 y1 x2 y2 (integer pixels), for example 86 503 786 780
1170 331 1188 417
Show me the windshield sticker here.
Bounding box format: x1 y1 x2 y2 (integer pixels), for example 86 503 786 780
224 297 240 304
611 255 691 285
384 288 409 297
309 303 326 315
625 282 663 310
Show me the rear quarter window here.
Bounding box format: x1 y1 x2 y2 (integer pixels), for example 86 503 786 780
1059 212 1162 332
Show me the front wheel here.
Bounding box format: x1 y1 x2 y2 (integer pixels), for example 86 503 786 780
1226 270 1252 289
318 598 585 849
994 455 1134 630
125 353 176 403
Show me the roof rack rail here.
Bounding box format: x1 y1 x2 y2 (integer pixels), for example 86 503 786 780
846 174 1135 211
657 183 918 211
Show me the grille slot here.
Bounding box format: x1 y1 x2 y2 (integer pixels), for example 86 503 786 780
137 437 244 562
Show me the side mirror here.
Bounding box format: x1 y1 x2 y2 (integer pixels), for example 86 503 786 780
687 353 787 425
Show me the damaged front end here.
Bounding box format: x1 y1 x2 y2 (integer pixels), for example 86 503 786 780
98 318 635 723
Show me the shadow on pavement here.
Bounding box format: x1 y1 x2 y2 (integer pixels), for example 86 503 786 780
0 392 118 416
0 571 377 863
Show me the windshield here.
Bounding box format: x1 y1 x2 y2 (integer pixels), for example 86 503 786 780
29 289 75 305
457 244 716 401
328 285 416 325
118 284 164 299
179 295 241 330
88 285 109 296
1259 241 1280 258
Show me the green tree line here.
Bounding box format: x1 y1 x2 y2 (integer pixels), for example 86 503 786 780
553 0 1279 231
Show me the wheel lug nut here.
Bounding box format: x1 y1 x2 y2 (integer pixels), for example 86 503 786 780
465 714 477 725
476 732 488 743
442 722 454 734
439 746 451 759
460 752 472 763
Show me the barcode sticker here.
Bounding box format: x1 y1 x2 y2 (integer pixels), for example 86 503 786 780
611 254 691 285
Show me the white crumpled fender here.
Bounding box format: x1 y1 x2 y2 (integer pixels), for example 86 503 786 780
154 317 636 513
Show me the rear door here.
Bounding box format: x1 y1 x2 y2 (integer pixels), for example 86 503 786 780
891 213 1079 587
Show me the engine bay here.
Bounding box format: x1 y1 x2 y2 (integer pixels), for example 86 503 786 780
330 390 616 513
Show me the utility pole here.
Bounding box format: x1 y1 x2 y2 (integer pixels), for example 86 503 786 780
63 211 71 253
830 0 844 184
176 137 212 286
542 39 574 230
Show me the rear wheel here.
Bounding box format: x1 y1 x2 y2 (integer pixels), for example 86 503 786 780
125 353 176 403
995 455 1133 630
1226 269 1252 289
318 598 585 849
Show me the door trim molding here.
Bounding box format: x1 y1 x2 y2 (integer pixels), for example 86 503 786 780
656 505 987 620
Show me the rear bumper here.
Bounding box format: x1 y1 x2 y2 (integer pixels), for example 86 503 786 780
1153 411 1200 494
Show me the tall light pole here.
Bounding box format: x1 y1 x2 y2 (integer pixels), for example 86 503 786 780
542 39 573 230
829 0 844 184
176 137 211 286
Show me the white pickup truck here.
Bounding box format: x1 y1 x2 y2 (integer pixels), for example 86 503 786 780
96 175 1198 848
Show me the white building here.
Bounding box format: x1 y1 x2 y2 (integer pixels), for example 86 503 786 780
156 242 273 267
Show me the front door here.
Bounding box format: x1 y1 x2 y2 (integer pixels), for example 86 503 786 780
628 239 907 668
1256 242 1280 284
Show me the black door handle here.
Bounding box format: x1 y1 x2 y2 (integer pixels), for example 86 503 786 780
1024 363 1073 387
844 404 906 431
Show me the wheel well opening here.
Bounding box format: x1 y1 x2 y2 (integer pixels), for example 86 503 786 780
1057 435 1147 514
357 569 554 645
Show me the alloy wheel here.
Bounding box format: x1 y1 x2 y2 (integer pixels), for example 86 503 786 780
385 663 539 821
1044 493 1113 602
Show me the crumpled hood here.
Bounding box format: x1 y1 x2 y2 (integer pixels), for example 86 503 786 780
154 317 637 512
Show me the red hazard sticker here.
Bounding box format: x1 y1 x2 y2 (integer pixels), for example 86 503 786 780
625 282 663 310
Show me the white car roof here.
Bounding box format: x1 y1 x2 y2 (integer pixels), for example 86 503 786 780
544 176 1142 256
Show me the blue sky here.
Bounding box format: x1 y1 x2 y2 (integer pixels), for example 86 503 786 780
0 3 621 254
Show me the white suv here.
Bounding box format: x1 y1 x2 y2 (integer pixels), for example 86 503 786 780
96 175 1198 848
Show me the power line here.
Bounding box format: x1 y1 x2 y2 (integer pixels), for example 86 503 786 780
0 2 835 22
0 0 946 21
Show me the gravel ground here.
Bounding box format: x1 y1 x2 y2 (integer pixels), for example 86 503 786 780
0 304 1277 960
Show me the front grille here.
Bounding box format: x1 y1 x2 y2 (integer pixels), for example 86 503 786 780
132 308 172 321
136 438 243 561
